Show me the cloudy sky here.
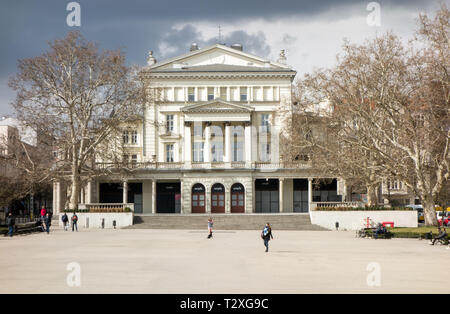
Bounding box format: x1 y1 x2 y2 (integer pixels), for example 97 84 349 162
0 0 445 115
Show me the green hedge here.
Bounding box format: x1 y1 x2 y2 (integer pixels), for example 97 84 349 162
390 227 449 239
316 206 412 211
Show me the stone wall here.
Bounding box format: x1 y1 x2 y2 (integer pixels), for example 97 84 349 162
310 210 418 230
59 212 133 229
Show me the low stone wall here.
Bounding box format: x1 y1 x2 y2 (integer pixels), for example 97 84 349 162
58 212 133 229
310 210 418 230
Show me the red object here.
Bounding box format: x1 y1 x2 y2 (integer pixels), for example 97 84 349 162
382 222 394 228
40 208 46 217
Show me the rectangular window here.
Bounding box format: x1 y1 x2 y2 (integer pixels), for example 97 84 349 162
166 115 174 133
188 87 195 102
166 144 174 162
260 143 271 162
240 87 247 101
122 130 129 144
131 130 138 144
261 114 270 133
220 87 227 100
131 154 138 163
207 87 215 101
193 142 204 162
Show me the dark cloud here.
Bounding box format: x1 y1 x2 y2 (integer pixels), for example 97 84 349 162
157 25 271 59
0 0 440 114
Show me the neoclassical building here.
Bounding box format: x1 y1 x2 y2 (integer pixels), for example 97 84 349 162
53 43 347 214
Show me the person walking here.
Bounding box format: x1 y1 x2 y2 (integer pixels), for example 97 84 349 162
261 223 273 252
43 213 51 234
6 212 15 237
71 212 78 232
207 217 213 239
61 213 69 231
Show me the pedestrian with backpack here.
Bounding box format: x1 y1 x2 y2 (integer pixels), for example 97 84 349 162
71 212 78 232
261 223 273 252
61 213 69 231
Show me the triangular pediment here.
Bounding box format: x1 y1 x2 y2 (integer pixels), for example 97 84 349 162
148 44 291 72
181 100 254 113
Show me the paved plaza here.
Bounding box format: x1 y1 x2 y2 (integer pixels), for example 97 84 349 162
0 227 448 294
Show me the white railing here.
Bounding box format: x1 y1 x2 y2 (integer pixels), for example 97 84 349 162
79 203 135 212
311 201 364 210
95 161 310 170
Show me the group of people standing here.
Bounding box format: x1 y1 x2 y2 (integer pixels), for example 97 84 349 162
206 217 274 252
4 207 79 237
61 212 78 232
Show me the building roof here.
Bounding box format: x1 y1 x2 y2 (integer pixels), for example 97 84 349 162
150 64 296 73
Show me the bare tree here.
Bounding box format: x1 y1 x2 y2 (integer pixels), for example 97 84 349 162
285 5 449 225
9 31 145 211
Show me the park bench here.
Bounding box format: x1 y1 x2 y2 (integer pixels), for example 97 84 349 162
2 221 44 236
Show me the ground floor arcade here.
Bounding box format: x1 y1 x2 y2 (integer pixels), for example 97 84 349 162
53 172 345 214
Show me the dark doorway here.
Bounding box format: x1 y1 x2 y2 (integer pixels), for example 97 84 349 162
255 179 279 213
128 183 143 214
99 183 122 203
192 183 206 213
211 183 225 213
312 179 341 202
293 179 308 212
231 183 245 213
157 182 181 213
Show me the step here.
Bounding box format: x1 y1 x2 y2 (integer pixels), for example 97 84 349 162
126 214 328 231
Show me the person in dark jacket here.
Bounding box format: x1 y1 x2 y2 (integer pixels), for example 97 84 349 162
429 226 447 245
61 213 69 231
71 213 78 232
43 213 51 234
6 212 15 237
261 223 273 252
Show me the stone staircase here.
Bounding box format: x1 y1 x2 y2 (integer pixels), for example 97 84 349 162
126 214 328 231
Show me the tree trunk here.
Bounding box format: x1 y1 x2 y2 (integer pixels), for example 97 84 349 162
68 167 80 210
366 184 378 206
422 197 438 226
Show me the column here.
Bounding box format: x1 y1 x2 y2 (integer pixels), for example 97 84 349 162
152 179 156 214
204 122 211 163
308 178 313 212
252 179 256 213
86 180 92 204
180 179 184 214
245 121 252 167
279 178 284 213
123 181 128 204
56 180 61 214
80 185 85 204
184 122 192 168
226 87 230 101
194 87 198 101
224 122 231 165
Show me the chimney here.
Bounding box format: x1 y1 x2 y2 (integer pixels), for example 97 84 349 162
277 49 287 65
230 44 243 51
190 43 199 51
147 51 157 66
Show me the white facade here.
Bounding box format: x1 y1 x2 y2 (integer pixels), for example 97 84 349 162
53 44 345 214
